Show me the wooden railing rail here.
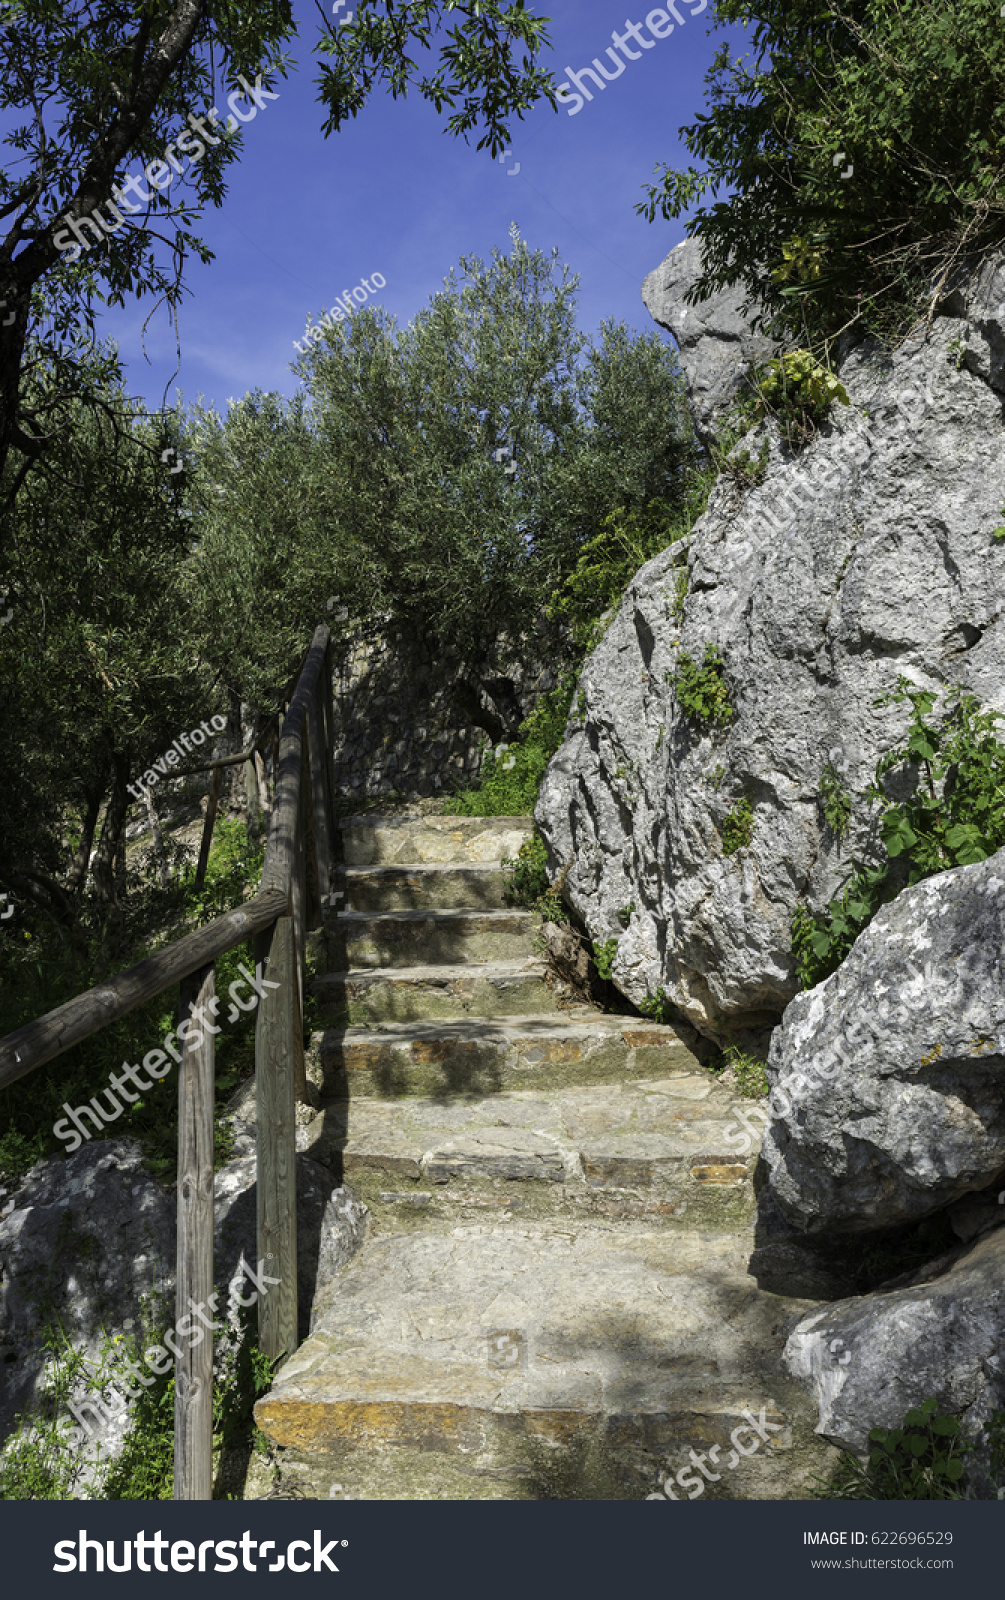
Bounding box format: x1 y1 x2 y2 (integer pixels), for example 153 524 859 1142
0 624 337 1501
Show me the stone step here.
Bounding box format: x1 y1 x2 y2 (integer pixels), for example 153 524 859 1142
338 864 510 913
312 959 559 1024
254 1220 829 1500
318 1014 705 1096
326 909 537 970
341 813 533 866
294 1071 759 1231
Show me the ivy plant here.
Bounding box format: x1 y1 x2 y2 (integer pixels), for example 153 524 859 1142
793 680 1005 988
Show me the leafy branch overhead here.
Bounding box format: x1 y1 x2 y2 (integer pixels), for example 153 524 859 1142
313 0 558 155
638 0 1005 350
0 0 555 509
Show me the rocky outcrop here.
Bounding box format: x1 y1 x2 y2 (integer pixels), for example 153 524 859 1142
783 1227 1005 1495
761 848 1005 1233
641 238 777 441
537 245 1005 1048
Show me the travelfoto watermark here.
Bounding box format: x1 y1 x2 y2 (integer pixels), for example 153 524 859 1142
53 960 280 1153
293 272 387 354
128 714 228 804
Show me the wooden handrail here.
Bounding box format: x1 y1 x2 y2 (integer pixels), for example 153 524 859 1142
0 622 337 1501
0 891 288 1090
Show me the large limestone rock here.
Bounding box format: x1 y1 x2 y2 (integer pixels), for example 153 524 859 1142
762 849 1005 1233
537 247 1005 1047
783 1227 1005 1496
641 238 777 441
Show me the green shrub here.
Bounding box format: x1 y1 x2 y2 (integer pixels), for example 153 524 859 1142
638 988 679 1025
754 349 850 442
0 1297 276 1501
793 681 1005 988
721 796 754 856
669 643 734 729
815 1399 976 1501
549 489 713 653
792 865 890 990
503 834 550 907
637 0 1005 353
443 676 575 817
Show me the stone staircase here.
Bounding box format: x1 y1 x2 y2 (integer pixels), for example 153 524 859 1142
250 811 835 1501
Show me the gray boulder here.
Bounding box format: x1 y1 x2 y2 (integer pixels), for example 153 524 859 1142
0 1136 366 1477
537 246 1005 1048
762 850 1005 1233
0 1140 174 1453
784 1226 1005 1496
641 237 777 441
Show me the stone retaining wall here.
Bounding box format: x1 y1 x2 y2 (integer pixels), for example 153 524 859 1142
330 622 554 802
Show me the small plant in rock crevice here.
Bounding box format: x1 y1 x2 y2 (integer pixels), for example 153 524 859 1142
719 435 770 487
671 563 689 623
748 349 850 451
819 761 852 841
723 1045 769 1099
721 795 754 856
592 938 619 981
638 988 680 1025
668 643 734 729
502 833 569 925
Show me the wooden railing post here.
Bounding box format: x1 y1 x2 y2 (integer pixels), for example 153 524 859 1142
175 963 216 1501
254 916 298 1361
308 676 332 907
289 734 308 1027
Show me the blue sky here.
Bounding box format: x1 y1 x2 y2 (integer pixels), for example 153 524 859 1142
97 1 737 417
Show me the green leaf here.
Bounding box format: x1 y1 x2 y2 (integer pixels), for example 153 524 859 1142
931 1416 959 1436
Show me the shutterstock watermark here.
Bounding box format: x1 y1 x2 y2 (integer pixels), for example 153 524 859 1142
66 1256 280 1447
54 75 280 263
557 6 707 116
53 960 280 1153
53 1528 345 1574
645 1404 785 1498
293 271 387 354
721 957 939 1157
